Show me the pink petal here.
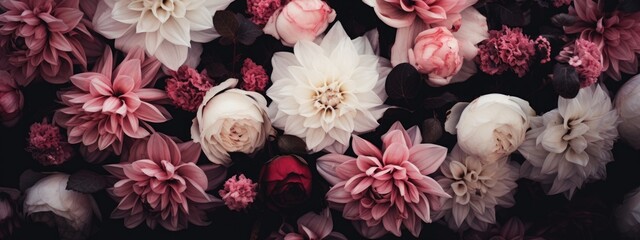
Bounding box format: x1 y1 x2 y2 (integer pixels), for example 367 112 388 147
352 135 383 159
408 144 448 175
317 154 356 185
147 133 171 162
382 143 409 166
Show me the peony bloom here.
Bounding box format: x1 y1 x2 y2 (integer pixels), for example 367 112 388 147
219 174 257 211
24 173 99 239
92 0 234 70
26 119 73 166
267 22 391 153
241 58 269 92
408 26 463 87
445 94 535 164
263 0 336 47
519 85 619 199
267 208 347 240
260 155 313 211
0 70 23 127
247 0 282 25
0 0 95 85
54 47 170 155
191 78 275 166
556 39 603 88
565 0 640 80
165 65 213 112
477 26 538 77
615 74 640 149
615 187 640 238
316 122 451 238
433 145 520 231
365 0 477 29
104 132 221 231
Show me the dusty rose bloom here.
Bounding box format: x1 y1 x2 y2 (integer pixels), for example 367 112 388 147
263 0 336 46
0 70 23 127
369 0 477 29
477 26 537 77
409 26 463 87
556 39 603 88
219 174 257 211
27 119 72 166
241 58 269 92
165 66 213 112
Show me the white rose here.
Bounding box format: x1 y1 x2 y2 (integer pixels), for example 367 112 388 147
24 174 98 232
191 78 276 166
445 94 535 163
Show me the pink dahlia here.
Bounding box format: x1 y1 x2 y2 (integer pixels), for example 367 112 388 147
241 58 269 92
267 208 347 240
165 65 213 112
369 0 477 29
26 119 72 166
565 0 640 80
0 70 23 127
247 0 283 25
0 0 94 85
218 174 257 211
477 26 537 77
54 47 171 155
104 133 220 231
316 121 451 238
556 39 603 88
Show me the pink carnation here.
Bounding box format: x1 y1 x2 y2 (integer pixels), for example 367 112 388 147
535 36 552 64
0 70 23 127
26 119 72 166
478 26 537 77
556 39 603 88
219 174 257 211
241 59 269 92
165 66 213 112
247 0 283 25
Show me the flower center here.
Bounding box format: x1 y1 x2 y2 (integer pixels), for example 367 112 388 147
314 85 344 110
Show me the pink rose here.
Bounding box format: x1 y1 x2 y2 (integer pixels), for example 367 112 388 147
0 71 23 127
264 0 337 47
408 27 463 87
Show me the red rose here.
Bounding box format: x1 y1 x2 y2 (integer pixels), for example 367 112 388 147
260 155 312 211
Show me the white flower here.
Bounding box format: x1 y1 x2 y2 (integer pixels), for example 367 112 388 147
191 78 275 166
445 94 535 163
24 174 99 232
267 22 391 153
92 0 234 70
614 73 640 149
518 85 619 199
433 145 519 231
616 187 640 238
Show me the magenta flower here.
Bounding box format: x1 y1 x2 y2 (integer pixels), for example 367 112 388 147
0 0 95 85
556 39 603 88
316 122 450 238
241 58 269 92
0 70 23 127
54 47 171 155
267 208 347 240
26 119 72 166
165 65 213 112
565 0 640 80
369 0 477 28
219 174 257 211
104 132 222 231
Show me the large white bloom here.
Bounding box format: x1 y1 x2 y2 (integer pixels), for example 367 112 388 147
92 0 234 70
433 145 519 231
518 85 619 199
267 22 391 153
616 187 640 238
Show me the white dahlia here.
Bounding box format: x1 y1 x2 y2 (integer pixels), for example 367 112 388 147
518 85 619 199
92 0 234 70
433 145 519 231
267 22 391 153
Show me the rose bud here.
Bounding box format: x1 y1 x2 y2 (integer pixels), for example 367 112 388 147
408 27 463 87
0 189 20 239
260 155 313 211
191 78 276 166
0 70 24 127
263 0 336 47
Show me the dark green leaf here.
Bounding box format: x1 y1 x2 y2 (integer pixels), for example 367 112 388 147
66 170 107 194
235 14 264 45
19 169 46 191
553 63 580 99
385 63 421 100
277 135 308 155
423 92 458 110
213 10 239 40
421 118 443 144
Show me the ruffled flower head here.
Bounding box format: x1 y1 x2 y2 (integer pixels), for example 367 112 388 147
317 122 451 238
27 119 72 166
267 22 391 154
219 174 257 211
565 0 640 80
366 0 477 29
241 58 269 92
519 85 619 199
104 132 221 231
556 39 603 88
247 0 283 25
55 47 171 155
267 208 347 240
0 0 94 85
433 145 520 231
165 65 213 112
477 26 538 77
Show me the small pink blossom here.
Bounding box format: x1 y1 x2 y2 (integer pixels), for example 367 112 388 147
0 70 23 127
477 26 537 77
409 27 463 87
27 119 72 166
556 39 603 88
535 36 552 64
219 174 257 211
241 59 269 92
166 66 213 112
247 0 283 25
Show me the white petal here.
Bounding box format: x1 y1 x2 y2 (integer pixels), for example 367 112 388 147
159 17 191 46
154 41 189 70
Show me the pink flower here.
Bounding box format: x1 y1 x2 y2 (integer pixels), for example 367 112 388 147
54 47 171 155
556 39 603 88
553 0 572 7
263 0 336 47
104 132 221 231
477 26 537 77
0 70 23 127
565 0 640 80
535 36 552 64
165 66 213 112
316 121 451 238
26 119 72 166
267 208 347 240
369 0 477 29
241 58 269 92
219 174 257 211
247 0 283 25
0 0 95 86
409 27 463 87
